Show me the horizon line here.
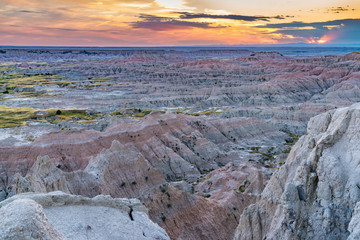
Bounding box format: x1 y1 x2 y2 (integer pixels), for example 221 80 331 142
1 43 360 49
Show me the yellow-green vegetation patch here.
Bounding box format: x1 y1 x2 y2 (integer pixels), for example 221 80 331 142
49 109 97 124
0 67 13 73
0 62 17 67
283 133 300 146
0 73 64 89
133 110 152 117
249 147 275 161
114 82 131 86
110 108 154 118
0 106 40 128
85 84 103 90
0 106 96 128
57 81 79 87
16 92 64 98
171 108 192 114
77 120 98 125
27 62 48 65
237 179 250 193
90 78 116 82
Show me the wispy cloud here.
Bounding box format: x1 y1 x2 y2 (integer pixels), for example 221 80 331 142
326 6 356 13
18 10 43 13
258 18 360 29
259 18 360 43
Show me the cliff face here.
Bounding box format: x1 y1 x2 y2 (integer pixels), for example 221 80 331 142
234 103 360 240
0 191 169 240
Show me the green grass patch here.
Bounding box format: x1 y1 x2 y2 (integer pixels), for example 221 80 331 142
90 78 116 82
110 108 153 118
0 106 96 128
0 73 64 89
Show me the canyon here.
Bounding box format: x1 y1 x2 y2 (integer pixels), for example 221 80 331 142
1 48 360 239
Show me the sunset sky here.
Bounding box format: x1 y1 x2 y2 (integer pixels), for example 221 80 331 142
0 0 359 46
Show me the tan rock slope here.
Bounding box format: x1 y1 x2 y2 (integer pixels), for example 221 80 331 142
234 102 360 240
0 191 170 240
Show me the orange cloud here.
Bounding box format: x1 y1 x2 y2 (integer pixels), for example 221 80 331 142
0 0 359 46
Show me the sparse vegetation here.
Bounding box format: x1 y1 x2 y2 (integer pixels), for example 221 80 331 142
0 106 96 128
238 179 251 193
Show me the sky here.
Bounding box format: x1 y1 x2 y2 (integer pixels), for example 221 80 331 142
0 0 359 46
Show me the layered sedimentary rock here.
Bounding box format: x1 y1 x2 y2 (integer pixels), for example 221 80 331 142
0 112 284 239
2 51 360 139
234 103 360 240
1 112 286 193
13 140 271 240
0 191 169 240
2 50 360 240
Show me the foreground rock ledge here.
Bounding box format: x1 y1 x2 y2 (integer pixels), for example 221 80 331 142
0 191 170 240
234 102 360 240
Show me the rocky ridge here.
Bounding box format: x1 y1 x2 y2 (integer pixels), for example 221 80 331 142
234 102 360 240
0 191 169 240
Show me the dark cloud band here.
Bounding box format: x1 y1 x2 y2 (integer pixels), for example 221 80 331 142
177 12 291 21
131 14 225 31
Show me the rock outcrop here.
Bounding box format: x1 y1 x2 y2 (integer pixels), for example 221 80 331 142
0 191 170 240
13 139 269 240
0 198 66 240
234 103 360 240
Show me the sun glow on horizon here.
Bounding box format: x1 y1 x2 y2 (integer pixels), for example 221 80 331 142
0 0 359 46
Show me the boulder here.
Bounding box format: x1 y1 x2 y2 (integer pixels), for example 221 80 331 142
0 191 170 240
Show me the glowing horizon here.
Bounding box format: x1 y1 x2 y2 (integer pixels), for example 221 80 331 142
0 0 359 46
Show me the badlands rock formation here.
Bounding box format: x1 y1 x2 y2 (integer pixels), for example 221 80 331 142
10 119 276 240
0 113 286 181
0 112 286 239
0 191 169 240
1 49 360 239
234 103 360 240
